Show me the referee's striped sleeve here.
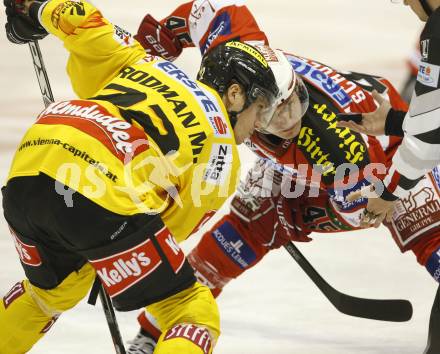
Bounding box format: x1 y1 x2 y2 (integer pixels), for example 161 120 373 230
383 18 440 199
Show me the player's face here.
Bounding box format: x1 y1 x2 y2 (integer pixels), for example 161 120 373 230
260 92 304 139
233 96 268 144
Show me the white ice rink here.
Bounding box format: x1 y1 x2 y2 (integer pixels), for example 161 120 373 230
0 1 437 353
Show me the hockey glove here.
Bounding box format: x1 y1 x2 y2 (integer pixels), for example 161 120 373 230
232 193 312 250
134 14 183 61
4 0 48 44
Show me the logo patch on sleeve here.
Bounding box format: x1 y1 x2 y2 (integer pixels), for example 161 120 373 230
113 25 134 46
201 12 232 53
211 222 256 269
417 63 440 88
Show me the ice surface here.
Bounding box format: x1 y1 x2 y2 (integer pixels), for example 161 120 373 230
0 1 435 353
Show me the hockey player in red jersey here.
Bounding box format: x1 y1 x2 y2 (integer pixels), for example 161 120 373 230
127 1 440 354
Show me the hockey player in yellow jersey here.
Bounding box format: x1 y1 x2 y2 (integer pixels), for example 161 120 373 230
0 1 298 353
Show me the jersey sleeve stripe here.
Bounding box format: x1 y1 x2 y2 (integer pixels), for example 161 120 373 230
409 88 440 116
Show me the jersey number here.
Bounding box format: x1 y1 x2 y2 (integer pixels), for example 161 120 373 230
91 83 180 155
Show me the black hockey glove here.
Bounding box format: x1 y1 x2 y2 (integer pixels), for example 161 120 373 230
4 0 48 44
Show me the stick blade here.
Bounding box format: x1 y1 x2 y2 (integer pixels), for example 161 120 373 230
335 295 413 322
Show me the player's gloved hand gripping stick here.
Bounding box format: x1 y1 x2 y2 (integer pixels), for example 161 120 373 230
4 0 48 44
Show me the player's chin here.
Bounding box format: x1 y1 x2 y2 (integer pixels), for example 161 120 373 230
234 131 247 145
274 121 302 139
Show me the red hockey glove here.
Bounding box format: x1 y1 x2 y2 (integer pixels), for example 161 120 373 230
232 193 312 250
134 14 183 61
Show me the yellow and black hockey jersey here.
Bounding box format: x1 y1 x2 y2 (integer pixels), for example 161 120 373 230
8 0 240 242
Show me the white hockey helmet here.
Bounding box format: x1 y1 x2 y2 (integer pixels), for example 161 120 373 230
253 45 309 135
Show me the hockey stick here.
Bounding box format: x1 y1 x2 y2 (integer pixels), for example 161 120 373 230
28 40 127 353
284 241 413 322
28 41 54 107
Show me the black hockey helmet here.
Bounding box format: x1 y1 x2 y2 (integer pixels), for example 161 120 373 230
197 41 280 121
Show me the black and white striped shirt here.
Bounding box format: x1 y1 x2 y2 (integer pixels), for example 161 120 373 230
383 7 440 200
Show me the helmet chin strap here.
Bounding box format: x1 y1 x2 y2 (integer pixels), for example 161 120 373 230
228 111 238 128
227 97 252 128
419 0 433 16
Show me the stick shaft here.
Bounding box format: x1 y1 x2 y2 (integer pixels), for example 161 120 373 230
284 241 413 322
